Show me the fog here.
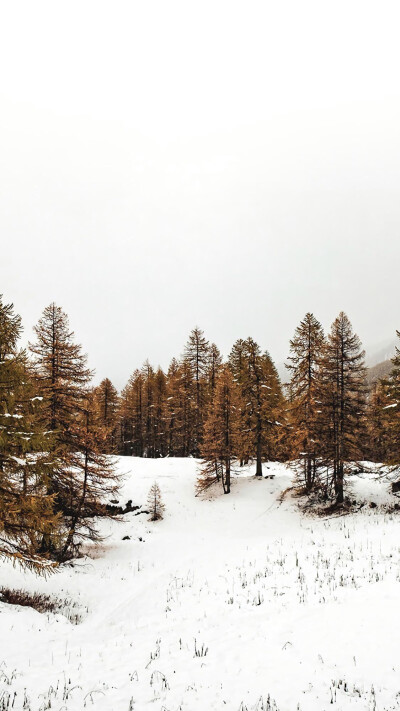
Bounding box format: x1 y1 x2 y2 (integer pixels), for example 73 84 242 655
1 1 400 386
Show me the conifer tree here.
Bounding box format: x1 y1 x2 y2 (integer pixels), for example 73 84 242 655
261 351 287 462
184 327 210 455
228 339 247 383
365 381 392 463
318 312 367 503
29 303 119 559
118 382 134 456
286 313 325 491
147 481 165 520
207 343 223 398
164 358 182 456
93 377 119 452
228 338 286 474
29 303 93 434
228 339 251 465
120 369 145 456
119 363 169 458
380 331 400 475
198 365 242 494
167 358 196 457
141 360 154 456
153 367 168 457
0 296 59 572
239 339 284 476
59 392 121 560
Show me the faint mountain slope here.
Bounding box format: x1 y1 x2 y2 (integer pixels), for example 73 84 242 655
365 339 396 367
276 336 397 388
367 359 392 385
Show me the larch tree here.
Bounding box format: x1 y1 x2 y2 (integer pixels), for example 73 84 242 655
118 382 133 456
365 380 392 463
207 343 223 399
236 338 284 477
171 358 196 457
29 303 119 559
198 365 242 494
241 338 263 473
59 391 121 560
0 296 59 572
29 303 93 435
119 369 145 457
141 360 155 457
164 358 183 456
92 378 119 453
153 367 168 457
119 363 168 458
318 312 367 503
261 351 287 462
184 327 210 455
147 481 165 521
286 313 325 491
228 339 251 465
380 331 400 478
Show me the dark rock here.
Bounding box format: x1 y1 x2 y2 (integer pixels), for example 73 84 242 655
122 535 131 540
105 503 124 515
123 499 140 514
105 500 141 515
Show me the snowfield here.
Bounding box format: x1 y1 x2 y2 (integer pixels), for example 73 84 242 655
1 458 400 711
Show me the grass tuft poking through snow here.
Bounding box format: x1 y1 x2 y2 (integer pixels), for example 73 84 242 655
0 587 86 625
1 457 400 710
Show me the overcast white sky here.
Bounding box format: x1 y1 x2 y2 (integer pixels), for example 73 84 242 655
1 0 400 386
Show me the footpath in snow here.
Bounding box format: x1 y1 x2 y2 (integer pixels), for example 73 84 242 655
1 457 400 710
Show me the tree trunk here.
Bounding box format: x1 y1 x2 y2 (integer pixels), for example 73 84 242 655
336 461 344 503
306 456 312 491
256 424 262 476
225 458 230 494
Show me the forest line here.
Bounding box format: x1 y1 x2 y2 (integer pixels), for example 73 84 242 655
1 294 399 572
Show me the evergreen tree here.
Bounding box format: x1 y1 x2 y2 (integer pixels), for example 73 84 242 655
59 392 121 560
147 481 165 520
164 358 182 456
119 363 168 458
29 303 93 434
365 380 392 463
207 343 223 398
184 327 210 455
232 338 284 476
93 377 119 452
286 313 325 491
228 339 251 465
141 360 159 457
318 312 367 503
169 358 196 457
121 369 145 456
261 351 287 462
228 339 247 383
153 367 168 457
118 380 135 456
0 296 59 572
29 303 119 558
198 365 242 494
380 331 400 475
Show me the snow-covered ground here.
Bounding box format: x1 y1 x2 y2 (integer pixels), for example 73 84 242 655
1 458 400 710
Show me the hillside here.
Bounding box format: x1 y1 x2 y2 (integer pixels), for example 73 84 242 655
1 458 400 710
367 359 392 385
